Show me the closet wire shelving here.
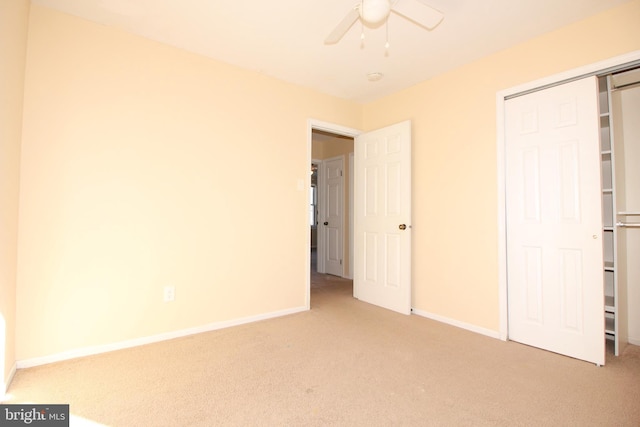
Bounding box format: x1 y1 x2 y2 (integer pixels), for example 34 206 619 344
599 75 619 355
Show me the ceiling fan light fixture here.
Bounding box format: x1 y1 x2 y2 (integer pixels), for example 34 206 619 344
359 0 391 25
324 0 444 46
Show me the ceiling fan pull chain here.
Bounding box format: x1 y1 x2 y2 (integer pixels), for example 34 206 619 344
385 19 390 53
361 0 365 44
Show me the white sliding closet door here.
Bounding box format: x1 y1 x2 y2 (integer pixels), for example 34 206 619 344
505 77 605 365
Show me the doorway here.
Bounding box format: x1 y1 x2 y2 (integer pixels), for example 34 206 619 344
305 119 361 308
306 119 413 315
309 129 354 301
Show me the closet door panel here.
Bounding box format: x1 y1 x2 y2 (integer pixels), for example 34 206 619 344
506 76 605 365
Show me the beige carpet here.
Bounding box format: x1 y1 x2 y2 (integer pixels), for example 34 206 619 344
4 272 640 426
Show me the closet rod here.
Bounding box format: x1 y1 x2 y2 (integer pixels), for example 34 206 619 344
612 81 640 91
616 222 640 228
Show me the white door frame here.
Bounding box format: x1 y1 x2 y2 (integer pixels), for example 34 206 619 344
306 119 361 309
312 158 323 272
497 50 640 340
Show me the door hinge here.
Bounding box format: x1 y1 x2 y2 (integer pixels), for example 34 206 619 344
340 170 343 177
340 259 343 265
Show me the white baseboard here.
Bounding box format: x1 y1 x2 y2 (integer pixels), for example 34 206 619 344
411 308 501 340
628 337 640 346
1 362 17 401
17 306 308 369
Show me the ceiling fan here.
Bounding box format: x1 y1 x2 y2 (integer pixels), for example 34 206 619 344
325 0 444 44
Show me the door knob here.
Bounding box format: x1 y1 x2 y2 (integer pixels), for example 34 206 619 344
324 222 329 226
399 224 407 230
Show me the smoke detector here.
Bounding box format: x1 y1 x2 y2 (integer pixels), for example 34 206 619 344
367 72 384 82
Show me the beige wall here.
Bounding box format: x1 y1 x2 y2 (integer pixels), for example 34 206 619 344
16 5 362 361
363 0 640 332
11 0 640 364
0 0 30 391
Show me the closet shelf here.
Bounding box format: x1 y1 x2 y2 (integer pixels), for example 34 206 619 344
605 316 615 335
618 211 640 216
605 295 615 308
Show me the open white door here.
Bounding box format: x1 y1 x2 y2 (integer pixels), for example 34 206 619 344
506 77 605 365
354 120 411 315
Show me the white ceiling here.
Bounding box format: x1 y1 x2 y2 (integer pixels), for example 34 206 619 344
31 0 630 103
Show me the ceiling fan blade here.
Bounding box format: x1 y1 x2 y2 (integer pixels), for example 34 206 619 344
392 0 444 30
324 7 360 44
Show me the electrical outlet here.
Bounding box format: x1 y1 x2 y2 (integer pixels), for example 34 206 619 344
163 286 175 302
